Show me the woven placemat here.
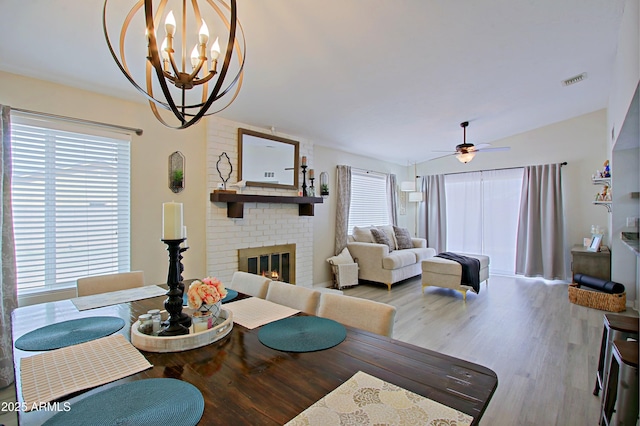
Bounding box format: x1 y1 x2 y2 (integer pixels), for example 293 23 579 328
42 378 204 426
20 334 152 411
258 316 346 352
224 297 299 329
15 316 125 351
71 285 167 311
286 371 473 425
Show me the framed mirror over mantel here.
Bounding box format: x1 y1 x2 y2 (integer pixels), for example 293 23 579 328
238 128 299 190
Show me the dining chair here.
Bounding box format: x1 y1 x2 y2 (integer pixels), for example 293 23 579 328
228 271 271 298
317 293 397 338
76 271 145 297
265 281 321 315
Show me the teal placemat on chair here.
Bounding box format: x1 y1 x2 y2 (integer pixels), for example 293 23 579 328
258 316 347 353
43 378 204 426
14 317 125 351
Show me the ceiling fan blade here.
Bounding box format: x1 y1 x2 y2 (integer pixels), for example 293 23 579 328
474 146 510 153
428 152 457 161
473 143 492 150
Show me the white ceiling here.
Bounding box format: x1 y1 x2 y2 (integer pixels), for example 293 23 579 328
0 0 627 164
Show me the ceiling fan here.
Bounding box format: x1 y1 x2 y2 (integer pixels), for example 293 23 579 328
432 121 510 163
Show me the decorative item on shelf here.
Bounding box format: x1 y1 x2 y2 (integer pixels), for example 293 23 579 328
103 0 246 129
301 157 308 196
308 169 315 197
186 277 227 333
160 202 190 336
216 152 234 192
169 151 185 193
320 171 329 197
603 160 611 177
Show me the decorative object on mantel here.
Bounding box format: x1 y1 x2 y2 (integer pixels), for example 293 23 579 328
238 128 299 189
168 151 185 193
103 0 245 129
308 169 315 197
186 277 227 332
319 171 329 197
301 159 308 196
216 152 234 192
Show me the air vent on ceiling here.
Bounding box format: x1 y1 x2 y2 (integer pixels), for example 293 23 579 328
562 73 587 86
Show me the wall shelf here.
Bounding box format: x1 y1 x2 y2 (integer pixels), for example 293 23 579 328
210 191 323 218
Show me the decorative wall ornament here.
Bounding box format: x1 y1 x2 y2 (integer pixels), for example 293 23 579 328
169 151 185 193
216 152 233 190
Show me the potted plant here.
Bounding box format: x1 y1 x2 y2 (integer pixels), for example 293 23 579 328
171 169 184 193
320 183 329 196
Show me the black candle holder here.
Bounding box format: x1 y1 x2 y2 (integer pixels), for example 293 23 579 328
301 164 308 196
159 238 191 336
309 177 315 197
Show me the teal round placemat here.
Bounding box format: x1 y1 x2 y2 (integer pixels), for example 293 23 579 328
258 316 347 353
222 289 238 303
14 317 125 351
43 378 204 426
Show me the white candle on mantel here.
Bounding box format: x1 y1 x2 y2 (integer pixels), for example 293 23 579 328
162 202 184 240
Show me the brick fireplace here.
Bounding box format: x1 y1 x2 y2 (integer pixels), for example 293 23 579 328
238 244 296 283
205 117 314 287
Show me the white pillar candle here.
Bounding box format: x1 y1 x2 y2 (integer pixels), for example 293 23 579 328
162 202 184 239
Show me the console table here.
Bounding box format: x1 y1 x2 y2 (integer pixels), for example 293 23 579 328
571 244 611 281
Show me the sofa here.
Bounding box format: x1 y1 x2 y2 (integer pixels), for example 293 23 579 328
346 225 436 290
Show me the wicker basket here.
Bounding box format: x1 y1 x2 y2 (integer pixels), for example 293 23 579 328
568 283 626 312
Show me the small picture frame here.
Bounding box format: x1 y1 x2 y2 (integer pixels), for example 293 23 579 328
587 234 603 252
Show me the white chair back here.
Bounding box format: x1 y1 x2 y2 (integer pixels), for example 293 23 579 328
228 271 271 298
317 293 396 338
76 271 144 297
265 281 321 315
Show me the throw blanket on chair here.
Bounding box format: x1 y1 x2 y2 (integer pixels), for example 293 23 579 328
435 252 481 293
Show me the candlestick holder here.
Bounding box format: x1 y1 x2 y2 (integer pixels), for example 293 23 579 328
301 165 308 196
309 177 315 197
160 238 191 336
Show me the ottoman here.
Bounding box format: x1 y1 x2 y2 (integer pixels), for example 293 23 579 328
421 253 490 300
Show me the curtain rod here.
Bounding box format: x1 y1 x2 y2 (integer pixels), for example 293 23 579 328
12 107 143 136
417 162 567 178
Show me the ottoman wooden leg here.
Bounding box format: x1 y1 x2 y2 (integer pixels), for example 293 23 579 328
456 289 467 301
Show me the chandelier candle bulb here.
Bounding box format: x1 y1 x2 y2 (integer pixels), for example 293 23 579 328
163 202 184 240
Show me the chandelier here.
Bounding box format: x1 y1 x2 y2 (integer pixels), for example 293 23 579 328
103 0 245 129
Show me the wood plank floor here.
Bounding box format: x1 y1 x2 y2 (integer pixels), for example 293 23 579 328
342 274 639 426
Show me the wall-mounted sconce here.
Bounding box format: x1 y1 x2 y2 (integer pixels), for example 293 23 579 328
319 172 329 198
169 151 185 193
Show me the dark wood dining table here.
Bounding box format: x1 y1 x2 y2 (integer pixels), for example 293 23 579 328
11 290 498 425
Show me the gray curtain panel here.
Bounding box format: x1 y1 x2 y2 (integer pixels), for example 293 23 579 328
334 165 352 255
387 174 398 226
0 105 17 388
419 175 447 253
515 163 566 280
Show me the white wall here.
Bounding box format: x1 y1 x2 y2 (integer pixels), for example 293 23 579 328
312 145 409 287
608 0 640 308
415 110 610 252
0 71 209 306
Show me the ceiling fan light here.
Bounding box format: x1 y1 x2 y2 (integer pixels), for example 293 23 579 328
457 152 476 163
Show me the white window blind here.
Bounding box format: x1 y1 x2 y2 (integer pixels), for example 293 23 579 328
10 119 131 294
348 169 389 233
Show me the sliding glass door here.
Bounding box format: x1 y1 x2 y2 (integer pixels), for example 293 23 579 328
445 168 523 275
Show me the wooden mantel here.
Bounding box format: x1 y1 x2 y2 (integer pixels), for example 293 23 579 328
210 191 323 218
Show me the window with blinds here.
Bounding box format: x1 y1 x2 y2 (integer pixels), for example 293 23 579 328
347 169 389 233
10 119 131 294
